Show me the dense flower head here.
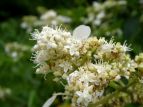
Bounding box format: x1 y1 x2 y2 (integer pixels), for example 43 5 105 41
32 25 138 107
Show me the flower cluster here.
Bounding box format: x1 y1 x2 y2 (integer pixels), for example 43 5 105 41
5 42 31 61
82 0 127 37
31 25 139 107
21 10 71 32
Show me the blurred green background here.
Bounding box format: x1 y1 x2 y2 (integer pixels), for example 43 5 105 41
0 0 143 107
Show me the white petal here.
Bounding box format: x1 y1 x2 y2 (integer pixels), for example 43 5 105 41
73 25 91 40
42 95 57 107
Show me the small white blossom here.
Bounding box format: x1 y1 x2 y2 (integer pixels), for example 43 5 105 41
76 86 93 106
40 10 57 21
67 70 79 84
96 11 105 19
59 61 72 73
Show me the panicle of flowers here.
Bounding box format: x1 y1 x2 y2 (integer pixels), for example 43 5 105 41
32 26 81 77
83 0 127 25
21 15 38 33
32 25 138 107
82 0 127 37
40 10 71 25
21 9 71 33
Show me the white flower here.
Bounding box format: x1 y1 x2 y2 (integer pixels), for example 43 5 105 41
40 10 57 20
96 11 105 19
114 75 121 81
118 0 127 5
59 61 72 73
67 70 79 84
57 15 72 23
93 2 103 12
47 42 57 49
79 71 96 84
95 90 104 98
94 19 101 26
11 51 18 59
94 64 106 73
36 64 49 74
64 43 80 56
122 41 132 52
21 22 28 29
100 41 114 53
93 11 105 26
76 87 93 106
34 50 49 63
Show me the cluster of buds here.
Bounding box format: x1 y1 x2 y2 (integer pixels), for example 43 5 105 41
32 25 138 107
